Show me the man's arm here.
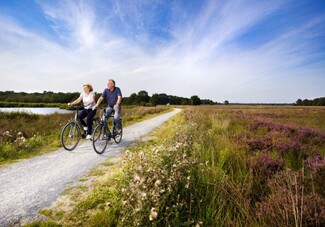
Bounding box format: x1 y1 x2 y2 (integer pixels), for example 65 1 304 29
114 95 122 110
93 96 104 110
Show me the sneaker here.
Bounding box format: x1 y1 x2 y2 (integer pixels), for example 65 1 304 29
86 134 92 140
84 127 88 131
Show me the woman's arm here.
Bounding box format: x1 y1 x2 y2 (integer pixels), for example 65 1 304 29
68 96 82 106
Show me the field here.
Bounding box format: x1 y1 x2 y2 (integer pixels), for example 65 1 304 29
26 105 325 227
0 106 171 165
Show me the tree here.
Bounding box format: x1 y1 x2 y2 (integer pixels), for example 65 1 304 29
302 99 312 106
296 99 303 106
128 93 138 105
190 95 201 105
224 100 229 105
150 93 159 106
295 97 325 106
156 93 169 105
137 90 150 103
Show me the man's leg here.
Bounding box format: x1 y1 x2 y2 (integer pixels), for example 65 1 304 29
114 106 122 130
104 107 114 124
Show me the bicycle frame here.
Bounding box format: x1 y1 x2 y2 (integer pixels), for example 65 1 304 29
92 108 123 154
99 108 116 135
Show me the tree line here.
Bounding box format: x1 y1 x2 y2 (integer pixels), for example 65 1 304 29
123 91 215 105
295 97 325 106
0 90 216 106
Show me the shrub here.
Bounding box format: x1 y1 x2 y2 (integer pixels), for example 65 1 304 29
256 170 325 226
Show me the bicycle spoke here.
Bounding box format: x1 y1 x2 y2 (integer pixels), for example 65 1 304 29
61 122 80 151
113 125 123 144
92 124 108 154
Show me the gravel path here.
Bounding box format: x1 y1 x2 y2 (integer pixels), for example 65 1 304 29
0 108 181 226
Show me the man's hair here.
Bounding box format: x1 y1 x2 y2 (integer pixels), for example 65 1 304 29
108 79 116 86
83 83 93 92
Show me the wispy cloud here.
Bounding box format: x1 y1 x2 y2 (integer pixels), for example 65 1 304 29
0 0 324 102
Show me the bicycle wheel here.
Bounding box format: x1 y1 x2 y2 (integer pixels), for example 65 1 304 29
92 124 109 154
113 124 123 144
61 121 81 151
92 117 101 133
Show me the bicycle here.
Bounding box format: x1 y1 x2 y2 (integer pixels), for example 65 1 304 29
60 106 100 151
92 108 123 154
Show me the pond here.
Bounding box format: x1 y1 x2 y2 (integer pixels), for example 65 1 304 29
0 107 72 115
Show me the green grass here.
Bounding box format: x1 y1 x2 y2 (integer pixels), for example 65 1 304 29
0 101 65 108
25 221 61 227
28 106 325 226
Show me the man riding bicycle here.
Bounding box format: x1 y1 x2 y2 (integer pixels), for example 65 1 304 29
93 79 122 132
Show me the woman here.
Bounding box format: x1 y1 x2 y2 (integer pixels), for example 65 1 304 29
68 84 97 139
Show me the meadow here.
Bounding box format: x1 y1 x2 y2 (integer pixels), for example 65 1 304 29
0 106 171 165
29 105 324 227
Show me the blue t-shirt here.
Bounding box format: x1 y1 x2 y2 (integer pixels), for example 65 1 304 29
102 87 122 107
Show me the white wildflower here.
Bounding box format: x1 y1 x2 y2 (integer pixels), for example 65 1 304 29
154 179 162 187
149 207 158 221
3 131 12 137
125 150 130 156
140 192 147 200
133 173 141 182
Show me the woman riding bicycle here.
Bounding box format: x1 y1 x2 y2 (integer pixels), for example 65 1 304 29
68 84 97 139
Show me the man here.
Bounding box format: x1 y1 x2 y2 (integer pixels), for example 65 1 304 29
93 79 122 131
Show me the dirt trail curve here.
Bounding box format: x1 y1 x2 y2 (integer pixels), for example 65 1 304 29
0 108 181 226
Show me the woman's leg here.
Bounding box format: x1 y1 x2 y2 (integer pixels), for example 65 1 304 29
78 109 88 128
86 109 97 135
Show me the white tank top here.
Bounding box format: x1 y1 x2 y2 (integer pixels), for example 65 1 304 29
80 92 96 109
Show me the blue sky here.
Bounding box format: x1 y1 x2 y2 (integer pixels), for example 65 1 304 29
0 0 324 103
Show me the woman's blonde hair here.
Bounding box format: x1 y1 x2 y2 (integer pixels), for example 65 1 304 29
83 84 93 92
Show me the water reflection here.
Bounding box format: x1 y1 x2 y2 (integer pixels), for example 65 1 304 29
0 107 72 115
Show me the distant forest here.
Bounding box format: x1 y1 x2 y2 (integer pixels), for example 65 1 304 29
0 90 216 106
295 97 325 106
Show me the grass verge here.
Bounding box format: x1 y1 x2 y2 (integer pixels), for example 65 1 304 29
0 106 172 166
25 106 325 226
